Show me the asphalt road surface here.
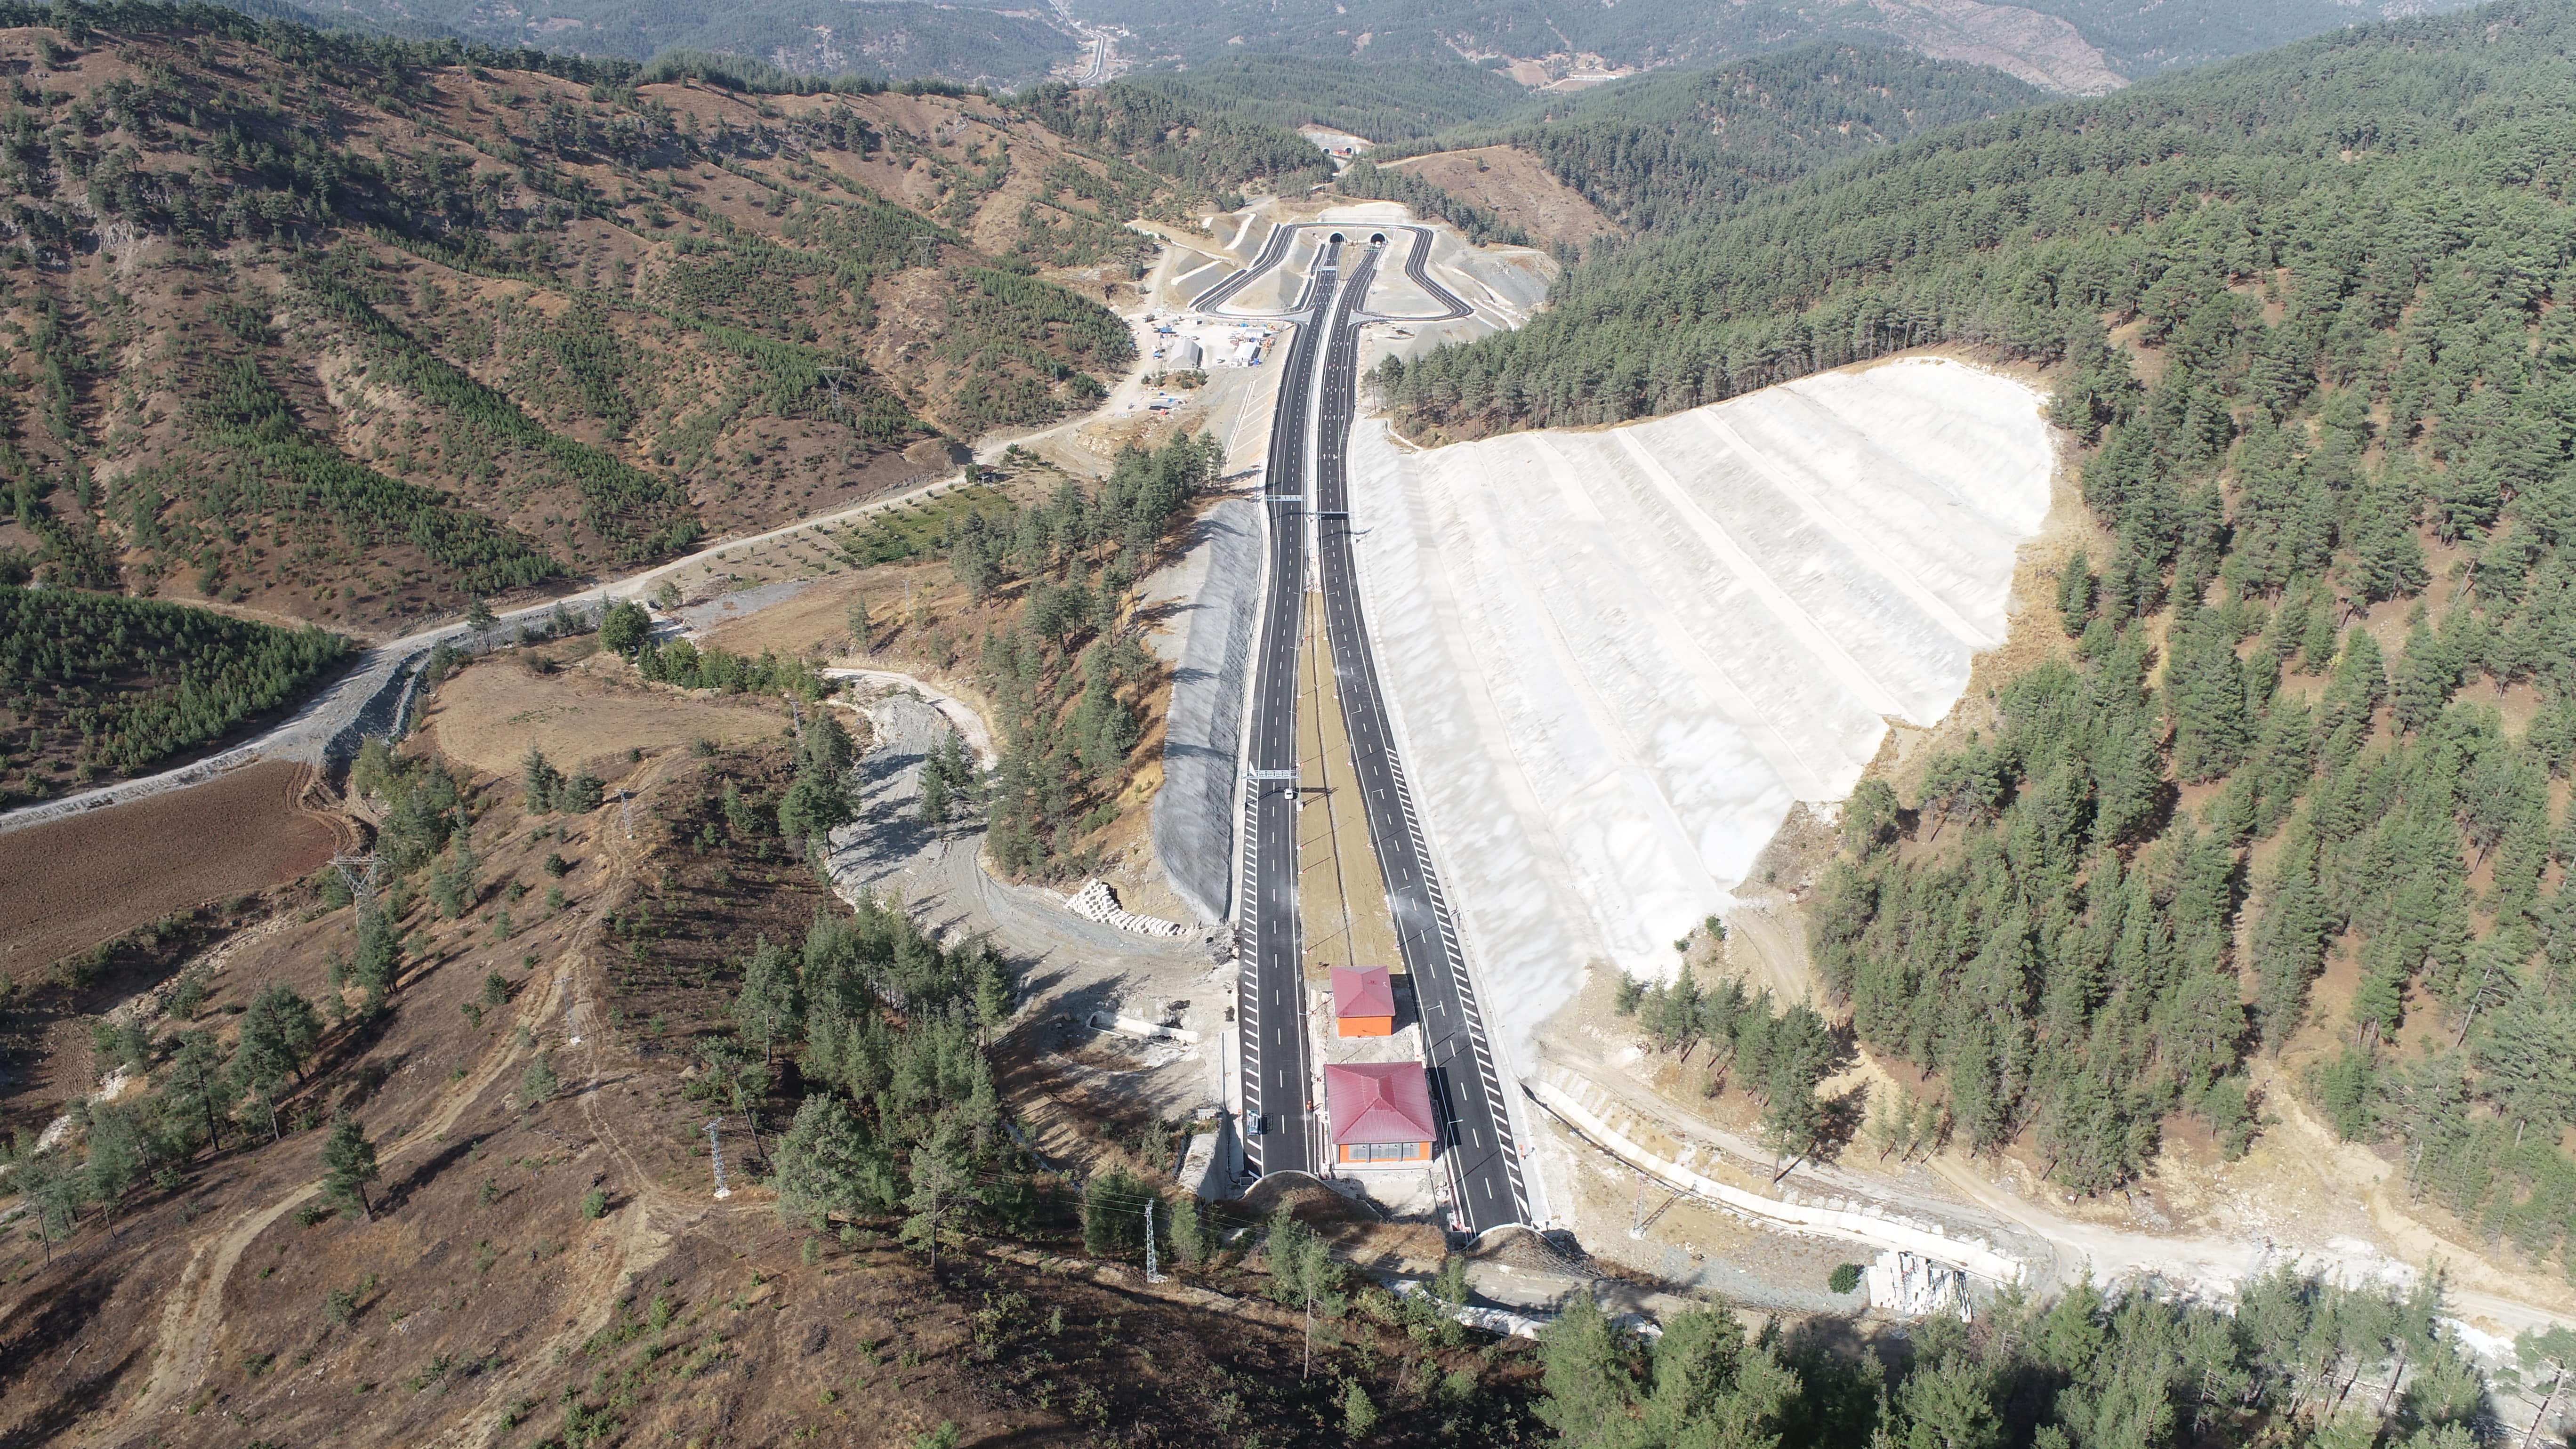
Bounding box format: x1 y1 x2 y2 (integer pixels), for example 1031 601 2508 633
1192 219 1300 314
1237 239 1340 1179
1382 225 1474 323
1312 243 1530 1232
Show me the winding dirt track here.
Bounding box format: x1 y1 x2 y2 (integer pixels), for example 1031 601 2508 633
425 750 780 1449
89 746 778 1449
111 907 586 1434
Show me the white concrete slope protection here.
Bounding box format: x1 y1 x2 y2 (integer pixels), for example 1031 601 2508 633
1346 356 2054 1066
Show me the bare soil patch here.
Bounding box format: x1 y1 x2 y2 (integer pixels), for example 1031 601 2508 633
417 654 791 780
0 761 340 984
1385 146 1616 250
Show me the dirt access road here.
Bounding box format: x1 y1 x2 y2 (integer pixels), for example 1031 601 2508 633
0 471 977 841
94 749 749 1449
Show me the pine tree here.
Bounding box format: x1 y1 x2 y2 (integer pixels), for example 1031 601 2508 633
2391 618 2463 735
900 1127 977 1276
2252 829 2331 1049
1167 1192 1207 1267
1263 1204 1343 1380
2057 550 2096 636
520 1053 559 1107
1341 1380 1378 1437
733 935 805 1067
83 1104 144 1230
16 1151 85 1261
2091 725 2165 849
320 1113 381 1222
1535 1291 1639 1443
233 982 322 1139
163 1028 240 1157
522 747 563 813
773 1093 898 1224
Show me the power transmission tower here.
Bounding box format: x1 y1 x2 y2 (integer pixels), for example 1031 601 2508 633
816 366 849 417
707 1119 732 1199
618 788 635 841
1144 1198 1162 1283
330 853 383 915
565 1003 583 1047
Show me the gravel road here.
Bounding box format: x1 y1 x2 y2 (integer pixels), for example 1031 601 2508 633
824 684 1221 997
0 474 974 838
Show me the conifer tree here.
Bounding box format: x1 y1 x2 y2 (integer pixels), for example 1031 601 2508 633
320 1113 381 1222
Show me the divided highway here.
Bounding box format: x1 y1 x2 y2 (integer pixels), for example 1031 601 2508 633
1313 241 1530 1232
1237 238 1341 1179
1224 223 1529 1231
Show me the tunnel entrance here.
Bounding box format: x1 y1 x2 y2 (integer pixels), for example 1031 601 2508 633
1369 232 1386 245
1328 232 1346 244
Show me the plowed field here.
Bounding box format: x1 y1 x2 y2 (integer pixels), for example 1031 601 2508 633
0 761 342 981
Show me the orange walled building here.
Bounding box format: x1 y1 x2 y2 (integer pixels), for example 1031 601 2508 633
1330 965 1395 1037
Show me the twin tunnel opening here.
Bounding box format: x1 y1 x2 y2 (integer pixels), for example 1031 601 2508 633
1325 232 1389 245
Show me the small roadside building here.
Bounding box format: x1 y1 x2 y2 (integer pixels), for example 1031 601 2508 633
1330 965 1395 1037
1325 1062 1437 1167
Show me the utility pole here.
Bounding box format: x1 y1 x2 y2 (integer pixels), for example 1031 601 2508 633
1630 1168 1646 1239
707 1119 731 1199
565 1004 583 1048
618 788 635 841
1145 1198 1162 1283
330 852 383 915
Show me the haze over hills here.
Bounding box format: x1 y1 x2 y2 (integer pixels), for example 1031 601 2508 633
199 0 2485 103
1089 0 2439 92
298 0 1083 84
13 1 2576 1447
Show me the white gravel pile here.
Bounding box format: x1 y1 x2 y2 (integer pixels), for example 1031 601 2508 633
1347 357 2053 1067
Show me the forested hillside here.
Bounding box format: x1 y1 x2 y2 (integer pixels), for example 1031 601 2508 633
1370 43 2045 242
248 0 1080 84
1089 0 2462 91
0 585 346 799
1390 0 2576 1276
1109 54 1537 143
0 2 1320 634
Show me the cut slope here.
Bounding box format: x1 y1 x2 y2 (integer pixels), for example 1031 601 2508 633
1347 356 2051 1063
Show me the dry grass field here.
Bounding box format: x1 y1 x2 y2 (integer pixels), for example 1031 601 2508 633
416 654 795 781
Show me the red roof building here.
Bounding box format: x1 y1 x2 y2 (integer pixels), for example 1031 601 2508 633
1325 1063 1438 1166
1330 966 1395 1037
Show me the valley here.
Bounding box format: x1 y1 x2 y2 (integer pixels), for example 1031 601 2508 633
11 4 2576 1447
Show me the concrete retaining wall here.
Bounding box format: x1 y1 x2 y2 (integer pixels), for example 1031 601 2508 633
1534 1076 2026 1285
1151 498 1260 924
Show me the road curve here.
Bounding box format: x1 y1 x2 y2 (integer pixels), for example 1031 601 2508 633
1378 225 1475 323
0 472 972 837
1191 218 1303 315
